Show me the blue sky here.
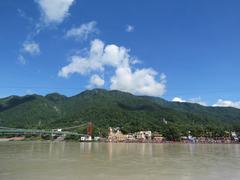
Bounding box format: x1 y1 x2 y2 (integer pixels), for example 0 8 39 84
0 0 240 108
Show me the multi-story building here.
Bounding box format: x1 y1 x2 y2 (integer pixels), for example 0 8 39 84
108 127 127 142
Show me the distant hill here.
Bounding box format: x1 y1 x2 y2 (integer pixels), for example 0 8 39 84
142 96 240 125
0 89 240 136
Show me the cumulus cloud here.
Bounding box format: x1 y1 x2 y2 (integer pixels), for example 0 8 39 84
126 25 134 32
22 41 40 55
58 39 131 77
59 39 166 97
36 0 75 24
66 21 98 41
213 99 240 109
87 74 105 88
110 67 166 96
58 40 104 77
58 55 102 78
172 97 207 106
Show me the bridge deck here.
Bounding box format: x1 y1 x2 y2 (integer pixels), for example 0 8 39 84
0 129 85 136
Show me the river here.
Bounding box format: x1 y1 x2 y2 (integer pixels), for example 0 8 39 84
0 142 239 180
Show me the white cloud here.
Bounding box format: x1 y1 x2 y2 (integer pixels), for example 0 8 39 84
18 42 39 65
17 0 75 65
87 74 105 88
22 41 40 55
58 39 131 77
126 25 134 32
66 21 98 40
58 55 101 78
58 40 104 77
110 67 166 96
59 39 166 97
172 97 207 106
213 99 240 109
36 0 75 24
172 97 186 103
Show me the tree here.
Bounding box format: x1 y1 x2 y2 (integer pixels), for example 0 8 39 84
161 124 181 141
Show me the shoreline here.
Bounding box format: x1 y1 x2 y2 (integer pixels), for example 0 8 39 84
0 138 239 144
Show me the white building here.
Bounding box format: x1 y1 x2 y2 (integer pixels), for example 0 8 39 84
80 135 92 141
134 131 152 140
52 129 62 132
126 134 135 141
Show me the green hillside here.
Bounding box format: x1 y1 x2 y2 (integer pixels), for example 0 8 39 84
143 96 240 125
0 89 240 137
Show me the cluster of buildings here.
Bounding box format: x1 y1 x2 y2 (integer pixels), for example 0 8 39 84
54 121 239 143
107 127 164 143
106 127 240 143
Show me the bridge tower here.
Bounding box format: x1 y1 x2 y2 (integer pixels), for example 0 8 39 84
87 122 93 137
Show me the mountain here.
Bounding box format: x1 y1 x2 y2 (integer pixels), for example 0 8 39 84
142 96 240 125
0 89 240 136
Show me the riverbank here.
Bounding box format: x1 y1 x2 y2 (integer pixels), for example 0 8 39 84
1 137 239 144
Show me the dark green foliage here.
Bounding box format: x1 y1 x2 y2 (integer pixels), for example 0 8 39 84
0 89 240 137
161 124 181 141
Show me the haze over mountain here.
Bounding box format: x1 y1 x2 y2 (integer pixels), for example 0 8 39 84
1 89 239 136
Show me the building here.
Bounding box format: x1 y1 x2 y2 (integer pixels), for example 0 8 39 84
108 127 127 142
126 134 135 141
134 131 152 140
231 132 239 141
52 129 62 132
80 135 92 142
152 132 164 142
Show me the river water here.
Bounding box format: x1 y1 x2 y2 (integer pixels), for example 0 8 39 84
0 142 239 180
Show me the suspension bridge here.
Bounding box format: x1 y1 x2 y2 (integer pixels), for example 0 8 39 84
0 123 90 137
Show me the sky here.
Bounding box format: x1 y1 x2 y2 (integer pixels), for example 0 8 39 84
0 0 240 108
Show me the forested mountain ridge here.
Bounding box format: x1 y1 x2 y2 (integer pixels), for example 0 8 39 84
0 89 239 136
